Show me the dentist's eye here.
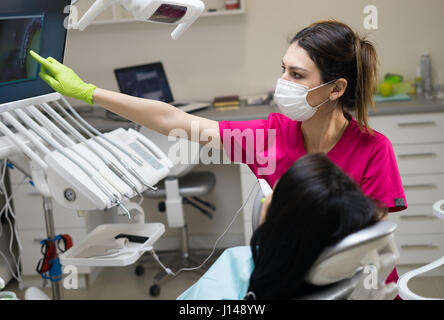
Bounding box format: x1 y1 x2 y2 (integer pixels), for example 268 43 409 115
281 65 286 73
292 72 302 79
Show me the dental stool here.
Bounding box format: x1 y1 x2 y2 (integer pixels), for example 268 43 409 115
136 127 217 297
251 189 401 300
397 200 444 300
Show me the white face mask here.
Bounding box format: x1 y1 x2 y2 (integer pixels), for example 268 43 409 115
274 78 336 121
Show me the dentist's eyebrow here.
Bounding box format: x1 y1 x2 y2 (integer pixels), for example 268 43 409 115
281 60 308 72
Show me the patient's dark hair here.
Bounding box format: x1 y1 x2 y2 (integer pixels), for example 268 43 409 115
247 153 380 300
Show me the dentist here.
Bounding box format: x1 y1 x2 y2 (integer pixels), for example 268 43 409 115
30 20 407 293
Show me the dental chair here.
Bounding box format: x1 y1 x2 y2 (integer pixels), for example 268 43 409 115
136 127 217 297
251 188 400 300
397 199 444 300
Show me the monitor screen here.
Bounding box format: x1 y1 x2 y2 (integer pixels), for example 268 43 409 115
0 0 72 105
0 15 44 86
114 63 174 103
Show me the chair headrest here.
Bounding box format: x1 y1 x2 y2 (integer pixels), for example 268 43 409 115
306 220 398 286
250 189 399 287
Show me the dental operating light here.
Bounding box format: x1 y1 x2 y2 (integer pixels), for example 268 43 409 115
74 0 205 39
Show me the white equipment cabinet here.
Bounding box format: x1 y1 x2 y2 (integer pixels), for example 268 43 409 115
369 112 444 277
8 168 95 288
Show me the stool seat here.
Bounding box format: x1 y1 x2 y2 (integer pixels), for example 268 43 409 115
143 171 216 198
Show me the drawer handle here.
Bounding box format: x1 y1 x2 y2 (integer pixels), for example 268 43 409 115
403 184 437 190
398 152 437 159
397 121 437 128
401 243 438 249
400 214 436 219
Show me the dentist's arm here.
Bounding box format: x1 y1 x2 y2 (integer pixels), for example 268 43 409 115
92 88 220 147
29 51 221 148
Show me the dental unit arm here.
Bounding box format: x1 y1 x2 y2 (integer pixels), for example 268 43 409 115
0 92 176 300
0 93 173 215
73 0 205 40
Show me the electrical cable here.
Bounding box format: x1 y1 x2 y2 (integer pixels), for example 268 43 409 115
149 180 259 277
1 170 24 286
0 159 27 289
83 181 259 272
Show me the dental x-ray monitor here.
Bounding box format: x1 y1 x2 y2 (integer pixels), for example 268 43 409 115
0 0 69 106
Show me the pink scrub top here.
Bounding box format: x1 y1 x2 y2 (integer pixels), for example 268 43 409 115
219 112 407 288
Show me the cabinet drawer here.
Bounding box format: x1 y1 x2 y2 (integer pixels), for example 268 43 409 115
12 183 86 229
395 143 444 175
19 228 90 275
369 113 444 145
402 174 444 205
389 204 444 235
395 233 444 265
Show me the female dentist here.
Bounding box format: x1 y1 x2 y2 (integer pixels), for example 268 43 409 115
30 20 407 294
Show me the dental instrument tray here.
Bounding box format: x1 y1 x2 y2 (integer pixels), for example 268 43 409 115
59 223 165 267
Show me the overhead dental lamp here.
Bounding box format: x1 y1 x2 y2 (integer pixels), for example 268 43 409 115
73 0 205 39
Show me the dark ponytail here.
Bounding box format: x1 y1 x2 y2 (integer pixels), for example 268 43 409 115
354 35 379 134
291 20 379 135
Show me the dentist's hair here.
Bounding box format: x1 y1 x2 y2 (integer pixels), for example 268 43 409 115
247 153 382 300
291 20 379 135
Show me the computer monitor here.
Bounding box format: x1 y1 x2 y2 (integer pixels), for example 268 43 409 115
114 62 175 103
0 0 72 105
0 15 43 86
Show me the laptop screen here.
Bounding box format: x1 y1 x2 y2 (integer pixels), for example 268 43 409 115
114 62 174 103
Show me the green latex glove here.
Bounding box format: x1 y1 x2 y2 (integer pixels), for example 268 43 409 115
29 50 97 105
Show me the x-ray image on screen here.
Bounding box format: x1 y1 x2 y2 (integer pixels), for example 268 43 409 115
0 15 44 86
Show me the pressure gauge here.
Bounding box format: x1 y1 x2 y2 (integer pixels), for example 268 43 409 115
64 188 76 202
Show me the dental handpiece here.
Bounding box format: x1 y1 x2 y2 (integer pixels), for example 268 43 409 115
91 175 131 219
101 146 158 192
39 103 141 198
27 105 132 199
13 109 129 215
91 135 158 192
59 96 144 167
52 100 157 191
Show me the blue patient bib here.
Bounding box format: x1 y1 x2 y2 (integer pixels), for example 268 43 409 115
177 246 254 300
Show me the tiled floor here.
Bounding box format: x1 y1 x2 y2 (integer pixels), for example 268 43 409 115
5 263 444 300
6 263 202 300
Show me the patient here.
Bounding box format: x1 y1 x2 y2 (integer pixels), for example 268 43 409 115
178 153 384 300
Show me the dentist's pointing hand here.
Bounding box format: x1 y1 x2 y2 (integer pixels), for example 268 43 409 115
29 50 97 105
